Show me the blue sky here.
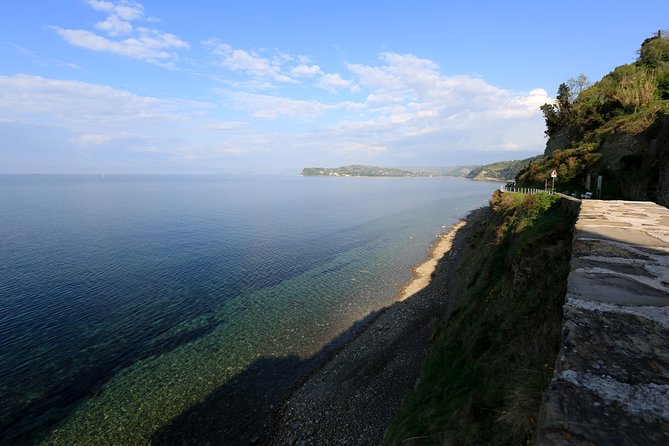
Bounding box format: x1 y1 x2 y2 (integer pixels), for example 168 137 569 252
1 1 667 174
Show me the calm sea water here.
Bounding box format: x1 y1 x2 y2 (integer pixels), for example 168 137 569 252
0 174 498 444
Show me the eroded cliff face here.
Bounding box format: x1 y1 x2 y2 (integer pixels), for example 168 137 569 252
655 115 669 205
604 114 669 205
544 114 669 205
544 126 580 156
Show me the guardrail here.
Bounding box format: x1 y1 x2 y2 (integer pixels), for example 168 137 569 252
502 185 555 195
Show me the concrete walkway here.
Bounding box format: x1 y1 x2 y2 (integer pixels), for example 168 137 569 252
537 200 669 445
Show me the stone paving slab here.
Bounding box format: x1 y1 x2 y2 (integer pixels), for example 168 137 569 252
537 200 669 445
571 200 669 306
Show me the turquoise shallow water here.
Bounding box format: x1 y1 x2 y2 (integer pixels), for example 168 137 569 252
0 174 498 444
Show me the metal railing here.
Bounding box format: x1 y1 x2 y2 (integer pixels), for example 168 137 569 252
502 185 555 195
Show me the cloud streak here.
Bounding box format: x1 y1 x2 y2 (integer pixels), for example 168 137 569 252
222 90 365 120
205 41 296 83
317 73 357 93
52 1 188 66
0 74 219 161
88 0 145 21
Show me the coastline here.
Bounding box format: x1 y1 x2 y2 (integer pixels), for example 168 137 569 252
398 220 467 301
150 216 483 446
266 214 482 445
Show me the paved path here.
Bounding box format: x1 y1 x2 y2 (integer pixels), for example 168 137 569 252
537 200 669 445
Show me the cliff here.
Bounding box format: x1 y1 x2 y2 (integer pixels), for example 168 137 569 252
517 32 669 205
384 192 576 444
533 112 669 203
384 191 669 444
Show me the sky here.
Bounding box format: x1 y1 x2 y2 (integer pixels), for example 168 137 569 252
1 1 668 174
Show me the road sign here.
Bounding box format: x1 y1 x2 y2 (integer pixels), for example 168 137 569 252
551 170 558 178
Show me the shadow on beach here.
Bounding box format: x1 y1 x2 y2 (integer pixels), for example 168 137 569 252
150 310 384 445
151 209 487 446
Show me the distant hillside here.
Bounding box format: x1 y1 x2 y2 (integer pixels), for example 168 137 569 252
301 165 413 177
301 165 479 177
400 166 479 177
516 31 669 204
466 156 541 181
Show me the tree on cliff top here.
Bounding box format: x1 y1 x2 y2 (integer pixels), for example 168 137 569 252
540 76 590 137
518 31 669 195
638 30 669 99
638 30 669 68
539 31 669 140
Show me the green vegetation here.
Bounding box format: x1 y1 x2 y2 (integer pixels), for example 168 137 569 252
518 142 602 186
466 156 542 181
300 165 479 177
384 192 575 445
301 165 415 177
411 166 481 177
300 162 537 180
518 31 669 199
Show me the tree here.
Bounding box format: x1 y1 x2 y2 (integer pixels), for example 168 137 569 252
556 83 573 116
540 103 559 136
638 31 669 68
540 82 576 136
567 74 592 100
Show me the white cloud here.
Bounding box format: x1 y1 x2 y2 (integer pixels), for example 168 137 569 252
378 52 440 95
88 0 144 21
317 73 356 93
95 14 133 36
0 74 258 170
205 41 296 83
208 75 278 91
366 94 403 104
223 90 365 120
291 64 322 77
203 121 247 132
53 1 188 66
256 53 551 164
348 62 405 95
0 74 208 133
53 28 188 65
328 53 551 152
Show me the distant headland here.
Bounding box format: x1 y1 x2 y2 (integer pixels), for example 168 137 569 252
301 157 539 181
300 164 475 178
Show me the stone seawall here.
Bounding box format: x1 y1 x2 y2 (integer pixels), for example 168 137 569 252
557 193 581 218
536 200 669 445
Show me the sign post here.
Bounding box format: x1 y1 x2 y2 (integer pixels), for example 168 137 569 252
597 175 603 198
551 170 557 194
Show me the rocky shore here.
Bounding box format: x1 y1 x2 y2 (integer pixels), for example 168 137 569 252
264 211 485 445
149 211 486 446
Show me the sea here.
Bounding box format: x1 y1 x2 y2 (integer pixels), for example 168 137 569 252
0 174 499 445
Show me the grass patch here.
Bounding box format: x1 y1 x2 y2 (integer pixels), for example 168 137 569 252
383 192 575 445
